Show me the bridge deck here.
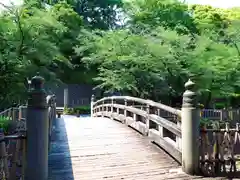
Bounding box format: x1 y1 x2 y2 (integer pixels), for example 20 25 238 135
48 116 223 180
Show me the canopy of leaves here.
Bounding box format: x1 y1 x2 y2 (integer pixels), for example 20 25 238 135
1 0 240 109
75 0 240 107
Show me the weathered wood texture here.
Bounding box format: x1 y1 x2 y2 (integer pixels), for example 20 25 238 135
48 116 225 180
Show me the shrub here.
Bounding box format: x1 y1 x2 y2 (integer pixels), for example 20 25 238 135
0 116 12 134
200 117 227 129
63 106 91 115
63 107 74 115
73 105 91 114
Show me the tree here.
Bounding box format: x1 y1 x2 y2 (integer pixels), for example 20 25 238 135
124 0 198 35
39 0 123 30
0 2 68 107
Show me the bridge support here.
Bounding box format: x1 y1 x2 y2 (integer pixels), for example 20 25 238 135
25 74 49 180
181 79 200 175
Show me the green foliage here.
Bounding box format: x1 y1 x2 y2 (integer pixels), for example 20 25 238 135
74 105 91 114
74 0 240 106
63 105 91 115
124 0 198 34
0 116 12 134
1 0 240 109
40 0 123 30
63 107 74 115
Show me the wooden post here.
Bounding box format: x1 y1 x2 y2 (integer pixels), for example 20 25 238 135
25 73 49 180
146 104 150 135
12 108 17 121
0 129 9 179
19 106 22 120
124 98 127 118
176 121 182 150
101 100 104 117
8 108 12 119
110 97 113 119
181 79 200 175
91 95 95 117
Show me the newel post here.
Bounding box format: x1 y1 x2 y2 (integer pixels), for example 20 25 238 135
91 94 95 117
181 79 200 175
25 73 49 180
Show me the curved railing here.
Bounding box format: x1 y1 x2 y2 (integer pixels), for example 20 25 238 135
92 95 182 162
91 88 240 177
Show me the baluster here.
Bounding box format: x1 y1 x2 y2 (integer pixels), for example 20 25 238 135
101 100 104 117
8 108 12 120
124 99 127 118
176 121 182 150
111 97 113 120
146 104 150 135
91 95 95 117
12 108 17 121
18 106 22 120
157 109 160 117
133 113 136 121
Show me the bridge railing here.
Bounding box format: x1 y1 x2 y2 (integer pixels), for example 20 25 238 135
92 80 240 177
0 74 57 180
92 95 182 162
91 79 201 176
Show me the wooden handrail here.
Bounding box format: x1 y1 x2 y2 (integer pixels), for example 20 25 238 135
93 96 181 117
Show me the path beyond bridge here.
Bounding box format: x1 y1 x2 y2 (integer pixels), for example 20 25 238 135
48 116 223 180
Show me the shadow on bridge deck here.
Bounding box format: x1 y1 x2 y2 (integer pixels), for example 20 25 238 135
48 116 74 179
48 116 225 180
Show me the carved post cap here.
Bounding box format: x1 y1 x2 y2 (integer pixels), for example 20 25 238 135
28 73 47 108
182 79 197 108
31 72 44 90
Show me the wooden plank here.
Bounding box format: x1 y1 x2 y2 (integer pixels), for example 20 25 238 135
48 116 227 180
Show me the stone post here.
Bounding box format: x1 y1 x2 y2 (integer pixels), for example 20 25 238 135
181 79 200 175
64 88 68 108
25 73 49 180
91 95 95 117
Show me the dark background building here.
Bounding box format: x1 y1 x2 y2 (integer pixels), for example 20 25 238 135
45 84 95 107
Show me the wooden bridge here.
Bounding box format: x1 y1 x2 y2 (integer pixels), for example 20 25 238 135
0 74 240 180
